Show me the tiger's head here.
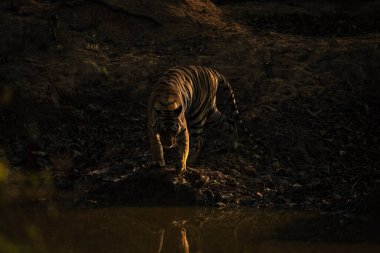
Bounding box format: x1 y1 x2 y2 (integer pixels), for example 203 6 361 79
152 94 185 148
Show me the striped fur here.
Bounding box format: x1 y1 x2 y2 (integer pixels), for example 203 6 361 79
148 66 241 172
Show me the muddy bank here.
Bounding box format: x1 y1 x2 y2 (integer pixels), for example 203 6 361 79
0 0 379 216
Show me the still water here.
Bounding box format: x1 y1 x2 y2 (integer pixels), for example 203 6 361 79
0 204 379 253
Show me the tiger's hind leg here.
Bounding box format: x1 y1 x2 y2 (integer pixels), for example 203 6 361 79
188 131 204 164
206 108 239 150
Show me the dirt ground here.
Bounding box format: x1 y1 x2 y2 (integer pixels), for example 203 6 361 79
0 0 379 217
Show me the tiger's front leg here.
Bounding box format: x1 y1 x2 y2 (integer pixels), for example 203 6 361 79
148 127 165 167
176 128 189 173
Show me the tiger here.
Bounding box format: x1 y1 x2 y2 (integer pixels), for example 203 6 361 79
147 65 245 173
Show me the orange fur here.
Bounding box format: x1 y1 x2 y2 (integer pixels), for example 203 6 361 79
147 66 240 172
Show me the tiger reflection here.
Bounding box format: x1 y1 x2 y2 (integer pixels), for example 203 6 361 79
150 223 189 253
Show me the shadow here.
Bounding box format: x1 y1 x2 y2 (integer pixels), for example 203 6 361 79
218 0 380 37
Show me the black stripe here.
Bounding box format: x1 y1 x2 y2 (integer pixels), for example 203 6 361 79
177 127 186 136
189 127 203 135
159 100 176 106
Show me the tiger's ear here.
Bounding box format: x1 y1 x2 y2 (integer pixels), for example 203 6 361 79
174 105 182 115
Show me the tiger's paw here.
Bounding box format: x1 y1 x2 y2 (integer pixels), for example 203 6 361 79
175 164 186 174
233 142 241 152
152 161 166 168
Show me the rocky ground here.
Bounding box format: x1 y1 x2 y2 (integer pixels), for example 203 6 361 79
0 0 379 218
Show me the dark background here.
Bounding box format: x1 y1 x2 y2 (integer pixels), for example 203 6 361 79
0 1 379 218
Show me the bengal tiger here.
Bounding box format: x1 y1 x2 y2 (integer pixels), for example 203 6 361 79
148 65 246 173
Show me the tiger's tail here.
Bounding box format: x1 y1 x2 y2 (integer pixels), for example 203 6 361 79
216 71 254 140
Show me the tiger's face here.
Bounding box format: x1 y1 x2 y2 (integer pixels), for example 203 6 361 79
153 95 184 148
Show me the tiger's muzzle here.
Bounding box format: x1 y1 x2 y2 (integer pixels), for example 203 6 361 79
159 130 177 148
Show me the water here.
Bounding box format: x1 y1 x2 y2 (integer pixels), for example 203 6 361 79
0 204 379 253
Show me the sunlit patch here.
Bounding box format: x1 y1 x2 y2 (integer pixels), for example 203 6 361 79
0 233 19 253
0 160 9 183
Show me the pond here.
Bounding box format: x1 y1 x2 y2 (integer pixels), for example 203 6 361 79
1 204 379 253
